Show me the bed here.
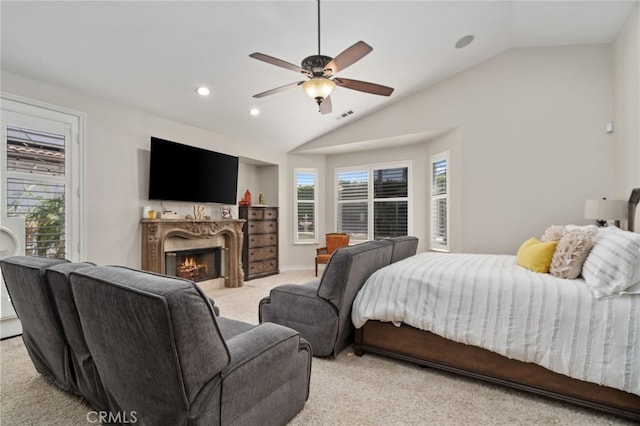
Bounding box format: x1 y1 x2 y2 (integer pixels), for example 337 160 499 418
352 190 640 421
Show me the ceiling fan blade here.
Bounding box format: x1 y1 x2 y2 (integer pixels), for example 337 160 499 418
319 96 332 115
253 81 304 98
249 52 309 75
334 78 394 96
323 41 372 75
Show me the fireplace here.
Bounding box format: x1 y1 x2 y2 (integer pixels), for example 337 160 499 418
141 218 245 288
165 247 223 282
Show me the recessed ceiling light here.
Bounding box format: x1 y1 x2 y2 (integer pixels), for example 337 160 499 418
196 86 210 96
249 108 260 116
455 35 474 49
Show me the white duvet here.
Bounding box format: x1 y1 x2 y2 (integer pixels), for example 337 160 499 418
352 252 640 396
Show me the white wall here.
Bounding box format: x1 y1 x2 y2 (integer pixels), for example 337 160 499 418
613 3 640 230
303 44 615 254
1 71 286 267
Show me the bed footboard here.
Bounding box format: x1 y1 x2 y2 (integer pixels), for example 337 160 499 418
354 321 640 421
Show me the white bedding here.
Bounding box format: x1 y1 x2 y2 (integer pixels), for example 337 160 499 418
352 252 640 396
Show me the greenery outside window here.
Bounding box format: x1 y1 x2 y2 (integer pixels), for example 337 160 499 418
294 168 318 243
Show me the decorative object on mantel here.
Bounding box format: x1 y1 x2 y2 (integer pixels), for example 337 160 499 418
258 193 265 205
148 210 156 220
193 205 206 220
584 198 627 227
221 207 232 219
142 206 152 218
160 211 179 219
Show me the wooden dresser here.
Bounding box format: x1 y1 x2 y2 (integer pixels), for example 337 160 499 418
239 206 279 280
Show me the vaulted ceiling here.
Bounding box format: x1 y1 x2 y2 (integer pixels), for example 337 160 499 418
1 1 636 153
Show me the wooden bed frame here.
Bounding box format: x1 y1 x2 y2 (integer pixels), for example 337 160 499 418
354 321 640 420
354 189 640 421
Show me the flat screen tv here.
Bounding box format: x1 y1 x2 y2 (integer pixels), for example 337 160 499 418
148 137 239 205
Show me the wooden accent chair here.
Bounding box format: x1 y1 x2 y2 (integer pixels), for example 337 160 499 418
315 233 350 276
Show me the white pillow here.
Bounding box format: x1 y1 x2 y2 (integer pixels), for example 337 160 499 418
582 227 640 298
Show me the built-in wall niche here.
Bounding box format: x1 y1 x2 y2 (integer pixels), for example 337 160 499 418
238 157 278 207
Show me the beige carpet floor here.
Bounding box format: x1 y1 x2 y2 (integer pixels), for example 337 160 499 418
1 270 636 425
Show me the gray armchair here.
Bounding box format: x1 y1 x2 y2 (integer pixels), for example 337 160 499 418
45 262 112 412
0 256 71 390
259 240 393 357
70 265 311 426
386 236 419 263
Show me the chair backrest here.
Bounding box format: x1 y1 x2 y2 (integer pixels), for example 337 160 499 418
317 240 393 355
325 233 350 254
70 266 230 425
0 256 70 389
46 262 110 411
387 236 419 263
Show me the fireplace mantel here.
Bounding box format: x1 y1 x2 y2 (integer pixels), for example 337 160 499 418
140 218 245 287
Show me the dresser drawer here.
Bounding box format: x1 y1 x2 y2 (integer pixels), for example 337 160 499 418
263 208 278 220
247 220 277 234
248 260 278 275
246 208 264 220
247 233 277 248
248 246 277 262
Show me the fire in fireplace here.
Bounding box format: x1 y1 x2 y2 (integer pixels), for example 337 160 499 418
165 247 222 282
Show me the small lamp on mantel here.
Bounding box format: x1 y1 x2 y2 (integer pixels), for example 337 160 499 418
584 198 627 227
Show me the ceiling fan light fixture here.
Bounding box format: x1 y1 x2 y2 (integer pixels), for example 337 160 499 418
302 77 335 103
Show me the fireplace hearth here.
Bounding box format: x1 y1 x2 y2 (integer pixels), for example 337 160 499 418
166 247 222 282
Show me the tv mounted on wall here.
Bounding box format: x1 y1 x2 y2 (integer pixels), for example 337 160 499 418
148 137 239 205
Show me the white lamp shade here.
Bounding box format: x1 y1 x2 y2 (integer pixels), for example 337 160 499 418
584 199 627 220
302 77 335 100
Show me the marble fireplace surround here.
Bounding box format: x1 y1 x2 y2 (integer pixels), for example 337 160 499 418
140 219 245 288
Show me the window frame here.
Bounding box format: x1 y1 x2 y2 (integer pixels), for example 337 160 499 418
1 93 85 261
335 161 411 242
293 167 318 244
430 151 450 252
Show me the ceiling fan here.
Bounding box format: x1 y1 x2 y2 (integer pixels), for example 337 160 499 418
249 0 394 115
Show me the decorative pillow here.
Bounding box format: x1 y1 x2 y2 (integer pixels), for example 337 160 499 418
581 226 640 298
541 225 567 242
549 228 596 279
517 237 558 273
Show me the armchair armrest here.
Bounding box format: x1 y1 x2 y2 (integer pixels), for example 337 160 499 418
259 283 340 357
223 322 310 374
316 246 328 255
220 323 312 425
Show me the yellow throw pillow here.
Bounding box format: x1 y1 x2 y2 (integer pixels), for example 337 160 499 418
517 237 558 273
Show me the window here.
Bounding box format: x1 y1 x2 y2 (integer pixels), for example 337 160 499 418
1 97 83 260
294 168 317 243
336 162 410 242
430 151 449 251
